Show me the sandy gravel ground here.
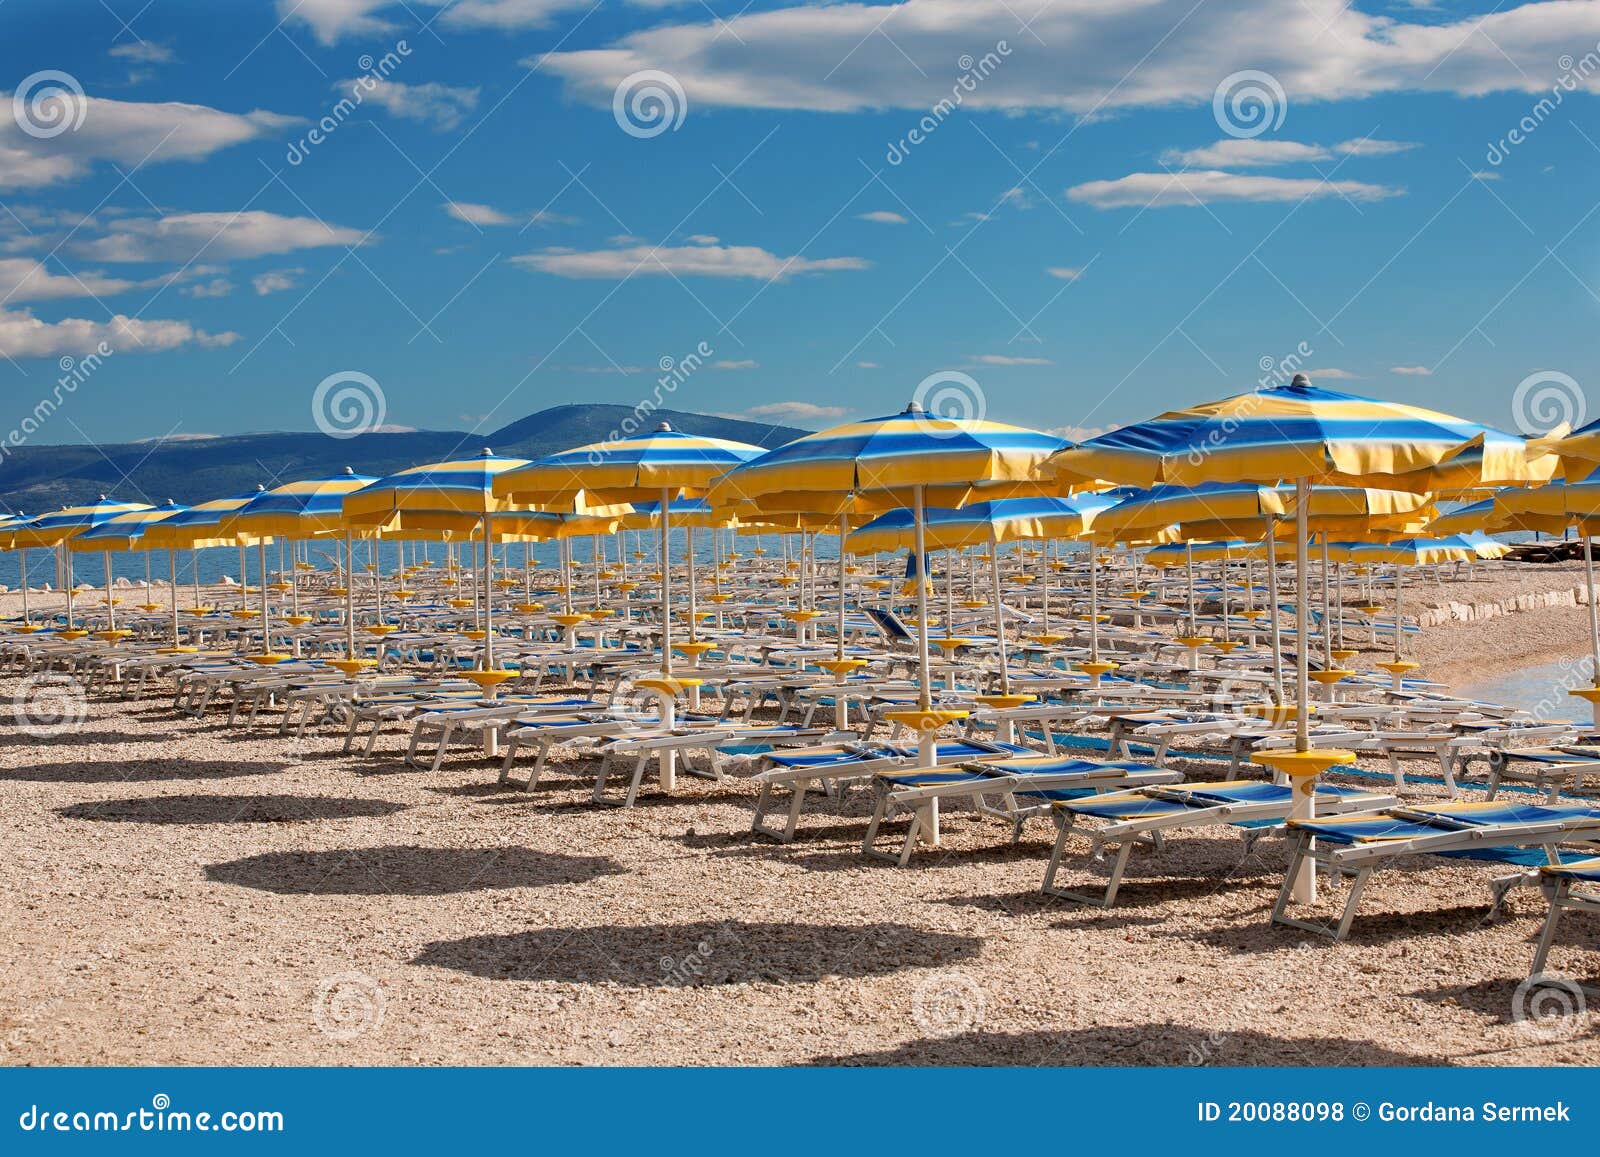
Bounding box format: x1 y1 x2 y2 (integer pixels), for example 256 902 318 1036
4 566 1600 1067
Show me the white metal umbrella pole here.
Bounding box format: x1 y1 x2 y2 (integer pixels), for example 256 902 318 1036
1089 545 1100 662
344 532 357 659
168 550 180 645
988 539 1012 696
257 540 270 653
1265 517 1283 704
1294 482 1311 754
659 486 673 676
102 552 116 631
912 485 933 714
482 512 496 673
686 524 698 640
1320 535 1332 667
1582 535 1600 729
17 546 28 625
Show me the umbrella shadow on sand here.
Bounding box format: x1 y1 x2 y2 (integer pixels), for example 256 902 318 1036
0 759 291 783
413 920 981 986
810 1024 1429 1066
56 794 406 824
205 844 624 896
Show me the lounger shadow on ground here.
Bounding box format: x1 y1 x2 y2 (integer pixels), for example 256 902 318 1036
0 731 177 748
205 845 624 895
413 921 981 985
810 1024 1428 1066
0 759 291 783
56 794 406 824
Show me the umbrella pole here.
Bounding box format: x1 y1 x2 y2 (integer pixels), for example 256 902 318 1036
103 552 115 631
168 550 179 645
1320 535 1332 668
1039 543 1049 634
1264 520 1283 702
1184 540 1197 634
659 487 673 677
482 512 495 674
593 534 602 611
258 540 270 653
836 512 848 664
18 548 27 625
912 484 933 718
1393 567 1403 663
686 525 698 641
1294 483 1310 751
343 534 356 659
192 549 201 610
64 545 73 631
989 538 1011 696
1089 544 1100 662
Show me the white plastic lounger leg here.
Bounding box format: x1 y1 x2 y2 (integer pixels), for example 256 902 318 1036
1530 881 1570 977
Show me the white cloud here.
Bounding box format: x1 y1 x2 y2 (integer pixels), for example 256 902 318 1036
686 234 720 244
970 354 1053 366
182 278 234 298
857 211 908 224
711 359 758 370
76 211 365 263
0 309 237 358
1472 169 1502 180
1046 266 1083 281
0 258 141 304
445 201 516 227
109 42 175 64
1390 364 1433 375
1160 138 1414 168
1045 424 1108 442
856 361 880 368
0 91 295 190
252 267 304 295
344 78 479 131
511 242 868 280
740 401 847 420
1306 367 1359 379
543 0 1600 115
1067 170 1402 208
284 0 622 42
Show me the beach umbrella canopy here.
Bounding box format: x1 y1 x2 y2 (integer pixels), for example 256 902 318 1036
67 501 188 552
1096 481 1433 540
9 497 153 549
142 492 271 550
222 468 378 538
1421 496 1507 537
1495 472 1600 535
1336 537 1479 566
844 494 1116 554
344 449 529 531
1048 377 1536 492
1533 416 1600 483
1143 539 1266 566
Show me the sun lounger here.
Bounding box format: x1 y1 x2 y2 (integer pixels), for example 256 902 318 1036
1482 745 1600 802
1529 856 1600 979
862 755 1181 866
1042 779 1399 907
1272 799 1600 940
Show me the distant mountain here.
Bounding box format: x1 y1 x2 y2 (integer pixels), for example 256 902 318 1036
0 405 808 514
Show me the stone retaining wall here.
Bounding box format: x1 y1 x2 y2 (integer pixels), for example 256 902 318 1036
1418 585 1591 627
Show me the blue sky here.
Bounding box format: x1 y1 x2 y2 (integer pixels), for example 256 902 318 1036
2 0 1598 449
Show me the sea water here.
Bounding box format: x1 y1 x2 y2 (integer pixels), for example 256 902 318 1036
1453 655 1595 723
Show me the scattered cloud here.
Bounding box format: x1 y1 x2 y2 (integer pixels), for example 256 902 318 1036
446 201 516 227
737 401 848 421
857 211 908 224
0 91 295 189
345 78 479 130
252 267 304 295
108 42 175 64
711 359 758 370
544 0 1600 116
1306 367 1359 379
0 258 141 304
1067 170 1402 209
283 0 615 42
182 278 235 298
511 242 869 280
969 354 1053 366
856 361 881 369
1471 170 1501 180
686 234 719 244
75 211 366 263
1045 424 1108 442
1390 364 1433 375
1160 138 1414 168
0 308 238 358
1046 266 1083 281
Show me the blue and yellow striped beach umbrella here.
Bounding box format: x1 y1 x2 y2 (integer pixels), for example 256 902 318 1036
68 501 188 634
709 401 1066 734
1422 496 1507 537
1047 376 1534 492
342 450 531 671
495 424 763 677
224 468 378 539
10 498 154 631
1533 416 1600 483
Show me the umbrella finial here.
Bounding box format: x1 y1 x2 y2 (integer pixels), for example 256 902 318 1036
481 447 494 457
904 400 925 414
343 465 354 474
1290 373 1311 388
657 420 673 432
